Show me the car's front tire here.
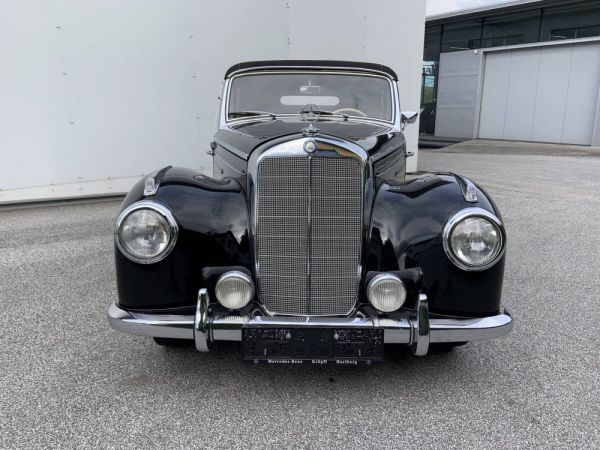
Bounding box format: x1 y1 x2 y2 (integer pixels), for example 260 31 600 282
428 342 467 353
153 337 194 347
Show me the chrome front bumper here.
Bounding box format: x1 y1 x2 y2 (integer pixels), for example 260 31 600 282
108 289 512 356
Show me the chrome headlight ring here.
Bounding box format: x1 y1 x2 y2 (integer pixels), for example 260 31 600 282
114 200 178 264
367 273 407 313
215 271 255 310
442 207 505 272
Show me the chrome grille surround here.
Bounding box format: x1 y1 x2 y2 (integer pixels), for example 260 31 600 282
251 137 367 316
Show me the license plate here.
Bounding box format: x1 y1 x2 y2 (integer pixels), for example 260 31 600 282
241 327 384 365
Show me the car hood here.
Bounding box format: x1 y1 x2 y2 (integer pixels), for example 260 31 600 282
214 118 401 159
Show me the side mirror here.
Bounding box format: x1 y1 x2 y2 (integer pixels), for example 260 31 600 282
401 111 419 129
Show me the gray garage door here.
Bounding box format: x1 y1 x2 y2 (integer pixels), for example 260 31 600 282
478 41 600 145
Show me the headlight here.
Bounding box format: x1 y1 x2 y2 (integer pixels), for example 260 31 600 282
367 274 407 313
215 271 255 310
443 208 504 271
115 201 178 264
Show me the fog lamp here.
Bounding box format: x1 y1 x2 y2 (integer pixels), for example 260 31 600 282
215 271 255 310
367 274 407 313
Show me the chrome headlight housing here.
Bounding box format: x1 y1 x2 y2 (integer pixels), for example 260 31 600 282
367 274 407 313
115 201 178 264
443 208 505 271
215 271 255 310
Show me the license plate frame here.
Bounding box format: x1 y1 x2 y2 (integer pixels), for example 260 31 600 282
241 327 384 365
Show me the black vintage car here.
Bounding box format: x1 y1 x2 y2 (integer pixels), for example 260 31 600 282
108 61 512 364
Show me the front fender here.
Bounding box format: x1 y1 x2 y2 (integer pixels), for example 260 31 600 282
115 167 251 310
366 173 505 316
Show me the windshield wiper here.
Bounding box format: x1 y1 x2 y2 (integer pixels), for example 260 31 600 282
318 110 349 121
228 111 276 119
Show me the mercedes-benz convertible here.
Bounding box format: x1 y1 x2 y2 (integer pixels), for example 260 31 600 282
108 60 512 364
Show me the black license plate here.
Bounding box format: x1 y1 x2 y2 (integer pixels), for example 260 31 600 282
242 327 384 365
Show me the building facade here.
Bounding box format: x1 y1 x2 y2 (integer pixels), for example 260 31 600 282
422 0 600 146
0 1 425 204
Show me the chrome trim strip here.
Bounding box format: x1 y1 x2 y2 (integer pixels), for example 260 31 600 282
114 200 179 265
442 207 506 272
108 300 513 352
307 154 313 313
211 315 247 342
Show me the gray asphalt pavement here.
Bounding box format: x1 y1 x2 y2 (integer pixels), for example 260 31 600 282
1 147 599 449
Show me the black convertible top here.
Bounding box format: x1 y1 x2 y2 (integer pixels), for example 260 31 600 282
224 60 398 80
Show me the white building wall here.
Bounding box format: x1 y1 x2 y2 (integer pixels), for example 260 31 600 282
478 40 600 145
434 50 482 139
0 0 425 204
433 37 600 146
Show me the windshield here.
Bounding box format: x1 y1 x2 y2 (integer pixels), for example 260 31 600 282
227 72 394 122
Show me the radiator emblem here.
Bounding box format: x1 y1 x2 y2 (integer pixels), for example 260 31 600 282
303 140 317 153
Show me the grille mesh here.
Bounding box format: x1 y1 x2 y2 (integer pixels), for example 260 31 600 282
256 154 363 315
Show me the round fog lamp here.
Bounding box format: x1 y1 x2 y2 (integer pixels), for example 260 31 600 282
367 274 407 313
215 271 255 310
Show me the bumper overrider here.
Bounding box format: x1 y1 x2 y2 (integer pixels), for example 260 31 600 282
108 288 512 359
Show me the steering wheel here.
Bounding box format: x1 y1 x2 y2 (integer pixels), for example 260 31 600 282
333 107 368 117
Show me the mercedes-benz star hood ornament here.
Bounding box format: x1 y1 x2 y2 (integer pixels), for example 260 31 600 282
301 103 321 136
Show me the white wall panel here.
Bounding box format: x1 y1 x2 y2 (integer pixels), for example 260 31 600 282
562 43 600 145
52 1 202 184
365 0 425 173
434 50 482 139
530 46 572 143
594 93 600 147
503 48 539 141
0 1 73 190
0 0 425 203
288 0 366 60
478 51 511 140
478 41 600 145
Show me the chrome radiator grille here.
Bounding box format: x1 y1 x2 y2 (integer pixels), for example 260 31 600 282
256 154 363 315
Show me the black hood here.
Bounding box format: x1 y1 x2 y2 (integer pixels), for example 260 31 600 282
214 118 402 159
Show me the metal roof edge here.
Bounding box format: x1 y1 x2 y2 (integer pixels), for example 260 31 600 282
427 0 543 22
